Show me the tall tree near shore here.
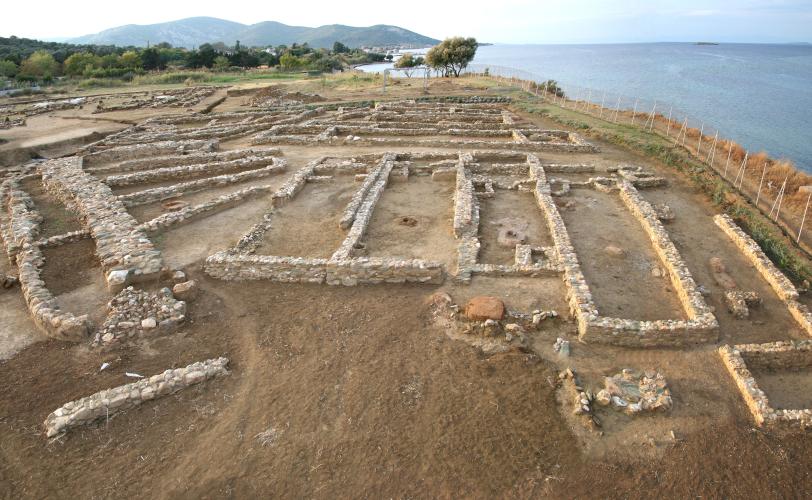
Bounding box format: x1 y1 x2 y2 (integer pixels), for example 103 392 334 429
425 37 477 77
394 53 424 77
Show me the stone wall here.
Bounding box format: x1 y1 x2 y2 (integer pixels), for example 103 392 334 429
137 183 276 234
38 157 164 291
737 340 812 371
0 180 92 340
714 213 812 336
206 252 443 286
719 342 812 429
103 154 280 187
339 155 390 229
206 252 328 283
253 133 597 153
331 153 396 261
714 214 798 301
325 257 444 286
44 357 230 437
618 181 715 322
533 173 718 346
82 139 217 166
118 160 286 207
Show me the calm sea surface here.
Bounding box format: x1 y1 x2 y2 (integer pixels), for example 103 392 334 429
363 43 812 171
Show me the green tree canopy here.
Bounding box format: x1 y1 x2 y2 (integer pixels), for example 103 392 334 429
18 50 59 79
0 59 18 78
394 53 425 77
425 37 477 77
63 52 99 76
140 47 165 70
213 55 230 71
118 50 141 69
279 52 302 71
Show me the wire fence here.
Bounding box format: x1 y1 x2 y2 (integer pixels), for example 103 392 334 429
448 63 812 257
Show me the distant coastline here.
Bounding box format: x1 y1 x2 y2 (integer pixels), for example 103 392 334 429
360 42 812 170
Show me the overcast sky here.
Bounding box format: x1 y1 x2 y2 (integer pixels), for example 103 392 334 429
2 0 811 43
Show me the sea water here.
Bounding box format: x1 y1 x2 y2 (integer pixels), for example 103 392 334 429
362 43 812 171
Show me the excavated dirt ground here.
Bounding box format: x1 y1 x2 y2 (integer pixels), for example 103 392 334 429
4 78 812 499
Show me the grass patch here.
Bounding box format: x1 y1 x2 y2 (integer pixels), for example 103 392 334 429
77 78 127 89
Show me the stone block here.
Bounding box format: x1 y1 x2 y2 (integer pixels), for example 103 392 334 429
465 296 505 321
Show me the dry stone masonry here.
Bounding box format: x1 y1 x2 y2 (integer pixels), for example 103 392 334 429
38 157 164 291
719 342 812 428
0 179 92 340
715 214 812 336
44 357 230 437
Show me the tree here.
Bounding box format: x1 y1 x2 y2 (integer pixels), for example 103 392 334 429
118 50 141 69
394 53 424 77
63 52 98 76
196 44 217 68
141 47 164 70
213 55 230 71
333 41 349 54
425 37 477 77
279 52 302 71
98 54 119 69
0 59 19 78
18 50 59 79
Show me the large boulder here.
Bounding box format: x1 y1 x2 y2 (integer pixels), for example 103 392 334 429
465 296 505 321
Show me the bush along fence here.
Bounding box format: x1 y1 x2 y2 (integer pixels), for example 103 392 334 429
452 63 812 269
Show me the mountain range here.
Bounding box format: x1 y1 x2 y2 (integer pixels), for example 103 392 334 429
68 17 440 49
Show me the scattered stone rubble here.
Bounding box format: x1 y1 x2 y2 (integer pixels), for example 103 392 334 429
595 369 673 415
44 357 230 437
93 286 186 346
553 337 571 357
724 290 762 319
558 368 600 429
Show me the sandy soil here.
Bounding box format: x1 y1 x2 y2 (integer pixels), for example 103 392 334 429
558 188 687 321
753 369 812 409
254 175 357 259
478 188 554 265
364 175 457 269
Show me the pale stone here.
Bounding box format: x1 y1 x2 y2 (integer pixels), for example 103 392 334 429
172 280 198 301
